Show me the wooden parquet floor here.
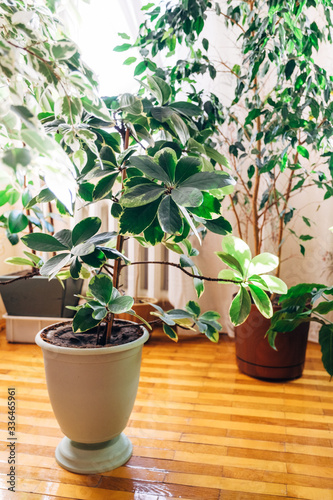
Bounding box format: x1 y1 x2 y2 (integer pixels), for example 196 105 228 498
0 324 333 500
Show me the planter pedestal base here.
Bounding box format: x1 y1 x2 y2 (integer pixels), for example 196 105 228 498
55 433 132 474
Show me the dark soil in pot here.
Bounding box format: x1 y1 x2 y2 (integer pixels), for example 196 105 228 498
40 320 144 348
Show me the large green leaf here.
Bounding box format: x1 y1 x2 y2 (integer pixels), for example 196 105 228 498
189 192 221 219
171 187 203 207
119 199 160 234
248 253 279 276
204 145 230 168
72 217 101 246
313 301 333 315
163 324 178 341
185 301 201 317
175 156 202 184
8 210 28 234
72 306 100 333
119 93 143 115
181 172 235 190
319 324 333 377
93 173 118 201
147 75 171 105
143 216 164 245
70 257 82 279
229 286 251 326
215 251 244 276
151 106 175 122
204 217 232 235
81 96 112 122
222 236 252 276
169 113 190 145
154 147 177 182
81 248 106 268
40 253 71 279
260 275 288 294
89 274 113 305
168 101 201 117
54 229 73 249
109 295 134 313
89 232 117 245
22 233 68 252
158 195 183 234
129 156 171 183
248 284 273 319
71 241 95 257
121 184 165 208
218 269 243 282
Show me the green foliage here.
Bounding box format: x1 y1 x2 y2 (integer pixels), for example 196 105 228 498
0 0 105 243
216 236 287 325
0 0 289 347
128 0 333 262
72 274 136 332
22 217 118 279
120 149 235 241
267 284 333 377
150 301 222 342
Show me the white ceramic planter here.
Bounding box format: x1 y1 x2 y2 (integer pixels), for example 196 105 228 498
35 321 149 474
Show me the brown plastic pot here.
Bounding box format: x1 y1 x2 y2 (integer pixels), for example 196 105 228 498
235 305 309 381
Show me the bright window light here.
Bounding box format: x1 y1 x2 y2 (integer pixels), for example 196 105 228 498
68 0 146 96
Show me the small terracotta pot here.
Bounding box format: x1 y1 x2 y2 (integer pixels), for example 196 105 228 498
235 305 309 381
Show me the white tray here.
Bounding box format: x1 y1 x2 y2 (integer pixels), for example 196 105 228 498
4 314 64 343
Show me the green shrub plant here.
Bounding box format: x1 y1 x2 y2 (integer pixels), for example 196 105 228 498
0 0 289 346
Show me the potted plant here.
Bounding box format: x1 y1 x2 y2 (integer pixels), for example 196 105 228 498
120 0 333 379
267 283 333 378
216 235 313 380
1 0 289 474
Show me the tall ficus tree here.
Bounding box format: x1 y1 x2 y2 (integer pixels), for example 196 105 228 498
120 0 333 275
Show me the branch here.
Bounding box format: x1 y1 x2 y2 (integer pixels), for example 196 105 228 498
220 12 246 33
122 260 237 284
6 40 61 81
252 77 262 255
0 269 40 285
229 194 243 239
216 60 241 78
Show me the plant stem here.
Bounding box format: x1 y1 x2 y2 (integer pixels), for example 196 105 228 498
0 269 39 285
276 151 298 277
106 127 130 343
219 11 246 33
121 260 237 283
252 77 261 256
229 195 243 239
